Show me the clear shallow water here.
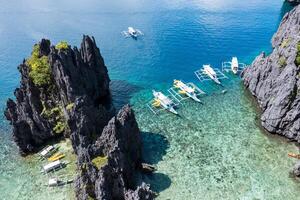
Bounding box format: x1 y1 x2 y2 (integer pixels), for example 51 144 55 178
0 0 298 199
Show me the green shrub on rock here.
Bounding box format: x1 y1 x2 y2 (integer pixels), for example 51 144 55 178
295 42 300 66
55 41 69 50
26 44 51 86
53 121 66 134
281 38 291 48
91 156 108 170
279 56 287 68
66 103 74 111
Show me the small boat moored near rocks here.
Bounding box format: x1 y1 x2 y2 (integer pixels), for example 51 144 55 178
48 152 65 162
147 90 178 115
47 177 74 187
195 64 227 85
39 145 57 159
42 160 65 173
222 57 247 74
288 153 300 159
141 163 156 173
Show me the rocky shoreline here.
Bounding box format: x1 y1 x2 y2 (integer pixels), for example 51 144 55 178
5 36 155 199
242 5 300 175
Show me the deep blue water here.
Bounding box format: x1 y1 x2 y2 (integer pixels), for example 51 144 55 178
0 1 297 199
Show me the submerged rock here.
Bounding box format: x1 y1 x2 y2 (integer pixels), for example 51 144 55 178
292 161 300 176
242 6 300 141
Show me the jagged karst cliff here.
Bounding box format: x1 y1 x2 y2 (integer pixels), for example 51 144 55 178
242 6 300 142
5 36 111 154
4 35 155 199
286 0 300 5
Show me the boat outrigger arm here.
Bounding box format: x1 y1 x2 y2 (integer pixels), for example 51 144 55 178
122 27 143 38
147 90 179 115
222 57 247 74
168 80 205 103
194 64 227 85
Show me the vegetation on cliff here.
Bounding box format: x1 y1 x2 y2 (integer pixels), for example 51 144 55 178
55 41 69 50
26 44 51 86
295 42 300 66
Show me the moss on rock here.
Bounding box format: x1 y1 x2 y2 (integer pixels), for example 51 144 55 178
91 156 108 170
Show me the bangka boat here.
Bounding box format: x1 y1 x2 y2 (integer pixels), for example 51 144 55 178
48 152 65 162
195 65 227 85
39 145 56 158
122 27 143 38
42 160 65 173
141 163 157 173
202 65 221 84
48 177 74 187
173 80 201 103
152 90 178 115
288 153 300 159
222 57 247 74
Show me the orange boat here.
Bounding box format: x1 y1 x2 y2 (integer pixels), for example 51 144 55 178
48 152 65 162
288 153 300 159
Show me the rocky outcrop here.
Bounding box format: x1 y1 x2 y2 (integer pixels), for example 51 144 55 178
286 0 300 5
74 105 156 200
4 35 155 199
242 6 300 140
4 35 111 155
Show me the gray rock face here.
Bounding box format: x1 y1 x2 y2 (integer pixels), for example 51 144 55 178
286 0 300 5
242 6 300 141
4 35 111 155
74 105 156 200
4 35 155 199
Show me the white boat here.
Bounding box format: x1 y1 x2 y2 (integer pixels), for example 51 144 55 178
47 177 73 187
222 57 247 74
173 80 201 103
152 90 178 115
122 27 143 38
231 57 239 74
128 27 138 37
202 65 221 84
39 145 55 158
42 160 64 173
48 178 61 187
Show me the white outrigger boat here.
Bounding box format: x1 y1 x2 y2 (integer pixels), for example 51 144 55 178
195 64 227 85
222 57 247 74
203 65 220 84
148 90 178 115
122 27 143 38
42 160 65 173
172 80 202 103
39 145 57 159
47 177 73 187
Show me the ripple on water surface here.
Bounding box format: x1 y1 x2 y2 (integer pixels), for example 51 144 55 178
132 76 300 200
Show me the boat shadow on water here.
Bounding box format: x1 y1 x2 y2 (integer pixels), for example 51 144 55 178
139 131 171 193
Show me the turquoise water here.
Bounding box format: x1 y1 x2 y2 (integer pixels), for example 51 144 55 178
0 0 298 199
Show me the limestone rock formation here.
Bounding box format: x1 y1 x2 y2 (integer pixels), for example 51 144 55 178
286 0 300 5
242 6 300 142
4 35 111 155
74 105 156 200
5 35 155 199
